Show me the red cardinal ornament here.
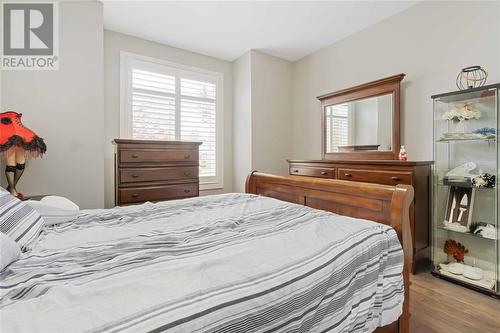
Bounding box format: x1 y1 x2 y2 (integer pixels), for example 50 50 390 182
444 239 469 263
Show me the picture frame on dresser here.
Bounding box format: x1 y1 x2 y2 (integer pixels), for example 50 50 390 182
113 139 201 206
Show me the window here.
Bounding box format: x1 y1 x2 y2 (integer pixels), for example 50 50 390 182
121 52 223 189
325 103 349 152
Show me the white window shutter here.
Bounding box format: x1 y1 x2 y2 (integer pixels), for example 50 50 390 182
131 69 176 140
123 55 223 189
326 104 349 152
180 78 217 178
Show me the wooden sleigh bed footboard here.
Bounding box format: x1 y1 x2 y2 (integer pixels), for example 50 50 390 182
245 171 414 333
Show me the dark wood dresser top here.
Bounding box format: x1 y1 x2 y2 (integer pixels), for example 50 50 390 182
114 139 202 146
287 159 433 166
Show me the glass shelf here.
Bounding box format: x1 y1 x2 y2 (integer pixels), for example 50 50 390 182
431 270 498 297
436 138 496 143
437 225 496 241
436 182 495 190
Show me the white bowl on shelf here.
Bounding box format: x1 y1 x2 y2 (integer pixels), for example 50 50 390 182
447 262 465 275
463 266 483 280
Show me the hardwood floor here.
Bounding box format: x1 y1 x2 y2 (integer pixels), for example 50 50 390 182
410 272 500 333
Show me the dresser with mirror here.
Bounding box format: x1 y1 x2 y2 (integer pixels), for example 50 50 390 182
288 74 432 273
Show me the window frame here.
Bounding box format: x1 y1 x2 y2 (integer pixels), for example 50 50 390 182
120 51 224 190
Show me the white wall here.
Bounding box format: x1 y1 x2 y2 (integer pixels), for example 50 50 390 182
232 50 292 192
251 51 292 175
1 1 104 209
104 30 234 207
291 0 500 161
232 52 252 192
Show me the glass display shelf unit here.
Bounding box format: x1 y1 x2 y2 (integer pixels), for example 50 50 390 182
432 83 500 298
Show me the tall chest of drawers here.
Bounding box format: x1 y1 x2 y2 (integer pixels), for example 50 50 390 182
288 159 432 274
114 139 201 206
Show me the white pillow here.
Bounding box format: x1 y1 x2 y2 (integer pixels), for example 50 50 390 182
0 191 44 251
25 196 79 226
40 196 79 210
0 232 21 271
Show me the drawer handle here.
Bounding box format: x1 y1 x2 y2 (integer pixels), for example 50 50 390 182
184 189 191 193
320 171 327 175
131 193 140 198
131 154 139 159
293 169 299 173
184 171 191 176
184 154 190 159
344 173 352 177
131 174 139 178
391 176 400 181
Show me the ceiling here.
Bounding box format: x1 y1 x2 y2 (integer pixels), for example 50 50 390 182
102 1 417 62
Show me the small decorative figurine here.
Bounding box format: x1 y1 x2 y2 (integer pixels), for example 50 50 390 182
456 66 488 90
0 111 47 199
398 145 407 161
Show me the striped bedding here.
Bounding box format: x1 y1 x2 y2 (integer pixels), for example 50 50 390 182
0 193 404 333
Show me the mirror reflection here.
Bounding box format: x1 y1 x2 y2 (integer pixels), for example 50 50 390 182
324 94 393 153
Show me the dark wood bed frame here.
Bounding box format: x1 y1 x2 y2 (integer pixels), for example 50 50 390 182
245 171 414 333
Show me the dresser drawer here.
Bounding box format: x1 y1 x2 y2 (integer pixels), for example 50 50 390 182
120 167 198 184
338 168 412 185
119 149 198 163
289 166 335 178
119 184 198 204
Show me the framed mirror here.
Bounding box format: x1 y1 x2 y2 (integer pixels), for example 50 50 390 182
319 74 405 160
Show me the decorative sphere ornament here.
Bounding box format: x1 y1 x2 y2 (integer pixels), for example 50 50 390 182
456 66 488 90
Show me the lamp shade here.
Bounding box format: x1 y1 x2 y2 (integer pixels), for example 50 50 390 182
0 112 46 157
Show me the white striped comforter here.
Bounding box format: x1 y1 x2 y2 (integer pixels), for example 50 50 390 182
0 193 404 333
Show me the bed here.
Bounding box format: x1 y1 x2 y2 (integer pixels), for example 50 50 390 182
0 171 413 333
